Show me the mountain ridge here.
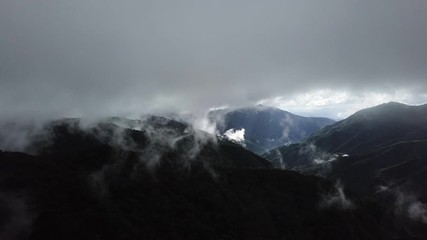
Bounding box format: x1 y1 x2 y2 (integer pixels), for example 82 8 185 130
264 102 427 168
209 105 335 155
0 115 410 240
261 102 427 231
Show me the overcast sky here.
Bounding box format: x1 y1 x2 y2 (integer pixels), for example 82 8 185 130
1 0 427 120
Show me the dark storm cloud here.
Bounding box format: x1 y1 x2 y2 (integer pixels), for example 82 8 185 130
1 0 427 119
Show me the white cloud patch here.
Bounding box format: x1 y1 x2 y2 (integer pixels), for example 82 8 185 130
320 180 354 210
376 185 427 225
279 114 293 141
272 149 285 169
190 113 218 135
408 202 427 224
395 189 427 224
299 143 338 165
0 121 48 153
223 128 245 146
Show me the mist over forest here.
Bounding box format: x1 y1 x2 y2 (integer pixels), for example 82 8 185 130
1 0 427 239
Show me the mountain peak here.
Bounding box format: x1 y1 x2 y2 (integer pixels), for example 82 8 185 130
299 101 427 155
235 104 287 113
376 101 409 109
349 102 413 120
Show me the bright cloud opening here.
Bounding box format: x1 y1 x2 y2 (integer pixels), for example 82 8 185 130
258 89 427 119
223 128 246 145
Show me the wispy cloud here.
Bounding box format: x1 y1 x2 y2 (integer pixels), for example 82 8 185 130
377 185 427 224
320 180 354 210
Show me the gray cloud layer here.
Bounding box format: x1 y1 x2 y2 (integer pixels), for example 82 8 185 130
1 0 427 119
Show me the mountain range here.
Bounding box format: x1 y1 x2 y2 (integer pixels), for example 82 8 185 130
264 102 427 228
264 102 427 167
0 103 427 239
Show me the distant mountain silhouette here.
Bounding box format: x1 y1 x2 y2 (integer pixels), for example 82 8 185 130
265 102 427 168
308 102 427 153
209 105 335 155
